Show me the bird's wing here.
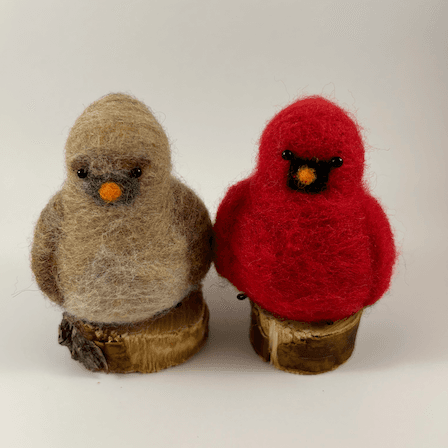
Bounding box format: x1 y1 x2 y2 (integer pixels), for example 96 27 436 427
171 178 214 286
31 191 64 304
363 193 397 306
213 177 251 279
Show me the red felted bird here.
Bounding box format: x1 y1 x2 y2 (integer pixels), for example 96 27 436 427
214 96 397 374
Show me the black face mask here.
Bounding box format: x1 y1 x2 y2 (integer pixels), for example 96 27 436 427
281 150 343 194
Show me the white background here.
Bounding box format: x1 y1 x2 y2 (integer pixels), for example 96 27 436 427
1 1 447 447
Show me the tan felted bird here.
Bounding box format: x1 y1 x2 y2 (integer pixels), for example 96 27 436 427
31 93 213 373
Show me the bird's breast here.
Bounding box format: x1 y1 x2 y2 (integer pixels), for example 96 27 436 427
234 202 372 299
58 213 191 323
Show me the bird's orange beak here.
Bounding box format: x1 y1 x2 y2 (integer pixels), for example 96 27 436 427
99 182 122 202
296 166 317 185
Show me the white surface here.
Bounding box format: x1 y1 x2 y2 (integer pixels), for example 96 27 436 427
1 1 447 447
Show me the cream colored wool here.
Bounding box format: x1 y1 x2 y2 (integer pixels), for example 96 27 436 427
31 93 213 324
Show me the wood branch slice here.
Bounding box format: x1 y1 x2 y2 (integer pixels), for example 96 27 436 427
249 301 363 374
59 289 209 373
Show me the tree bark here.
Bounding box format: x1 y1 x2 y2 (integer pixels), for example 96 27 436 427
59 289 209 373
250 301 363 374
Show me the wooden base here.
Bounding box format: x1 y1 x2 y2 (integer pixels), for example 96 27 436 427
249 301 363 374
59 289 209 373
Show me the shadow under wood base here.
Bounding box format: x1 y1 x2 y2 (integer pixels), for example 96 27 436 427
249 301 363 375
59 289 209 373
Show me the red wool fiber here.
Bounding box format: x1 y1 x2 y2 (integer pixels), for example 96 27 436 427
214 96 397 322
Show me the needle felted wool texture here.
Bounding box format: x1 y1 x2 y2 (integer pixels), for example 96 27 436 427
214 96 397 322
31 93 213 324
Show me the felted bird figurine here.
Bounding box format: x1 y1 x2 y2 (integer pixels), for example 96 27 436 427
31 93 213 373
214 96 397 374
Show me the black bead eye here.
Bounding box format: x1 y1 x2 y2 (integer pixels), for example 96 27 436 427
77 168 88 178
130 167 142 178
282 150 294 161
330 157 343 168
